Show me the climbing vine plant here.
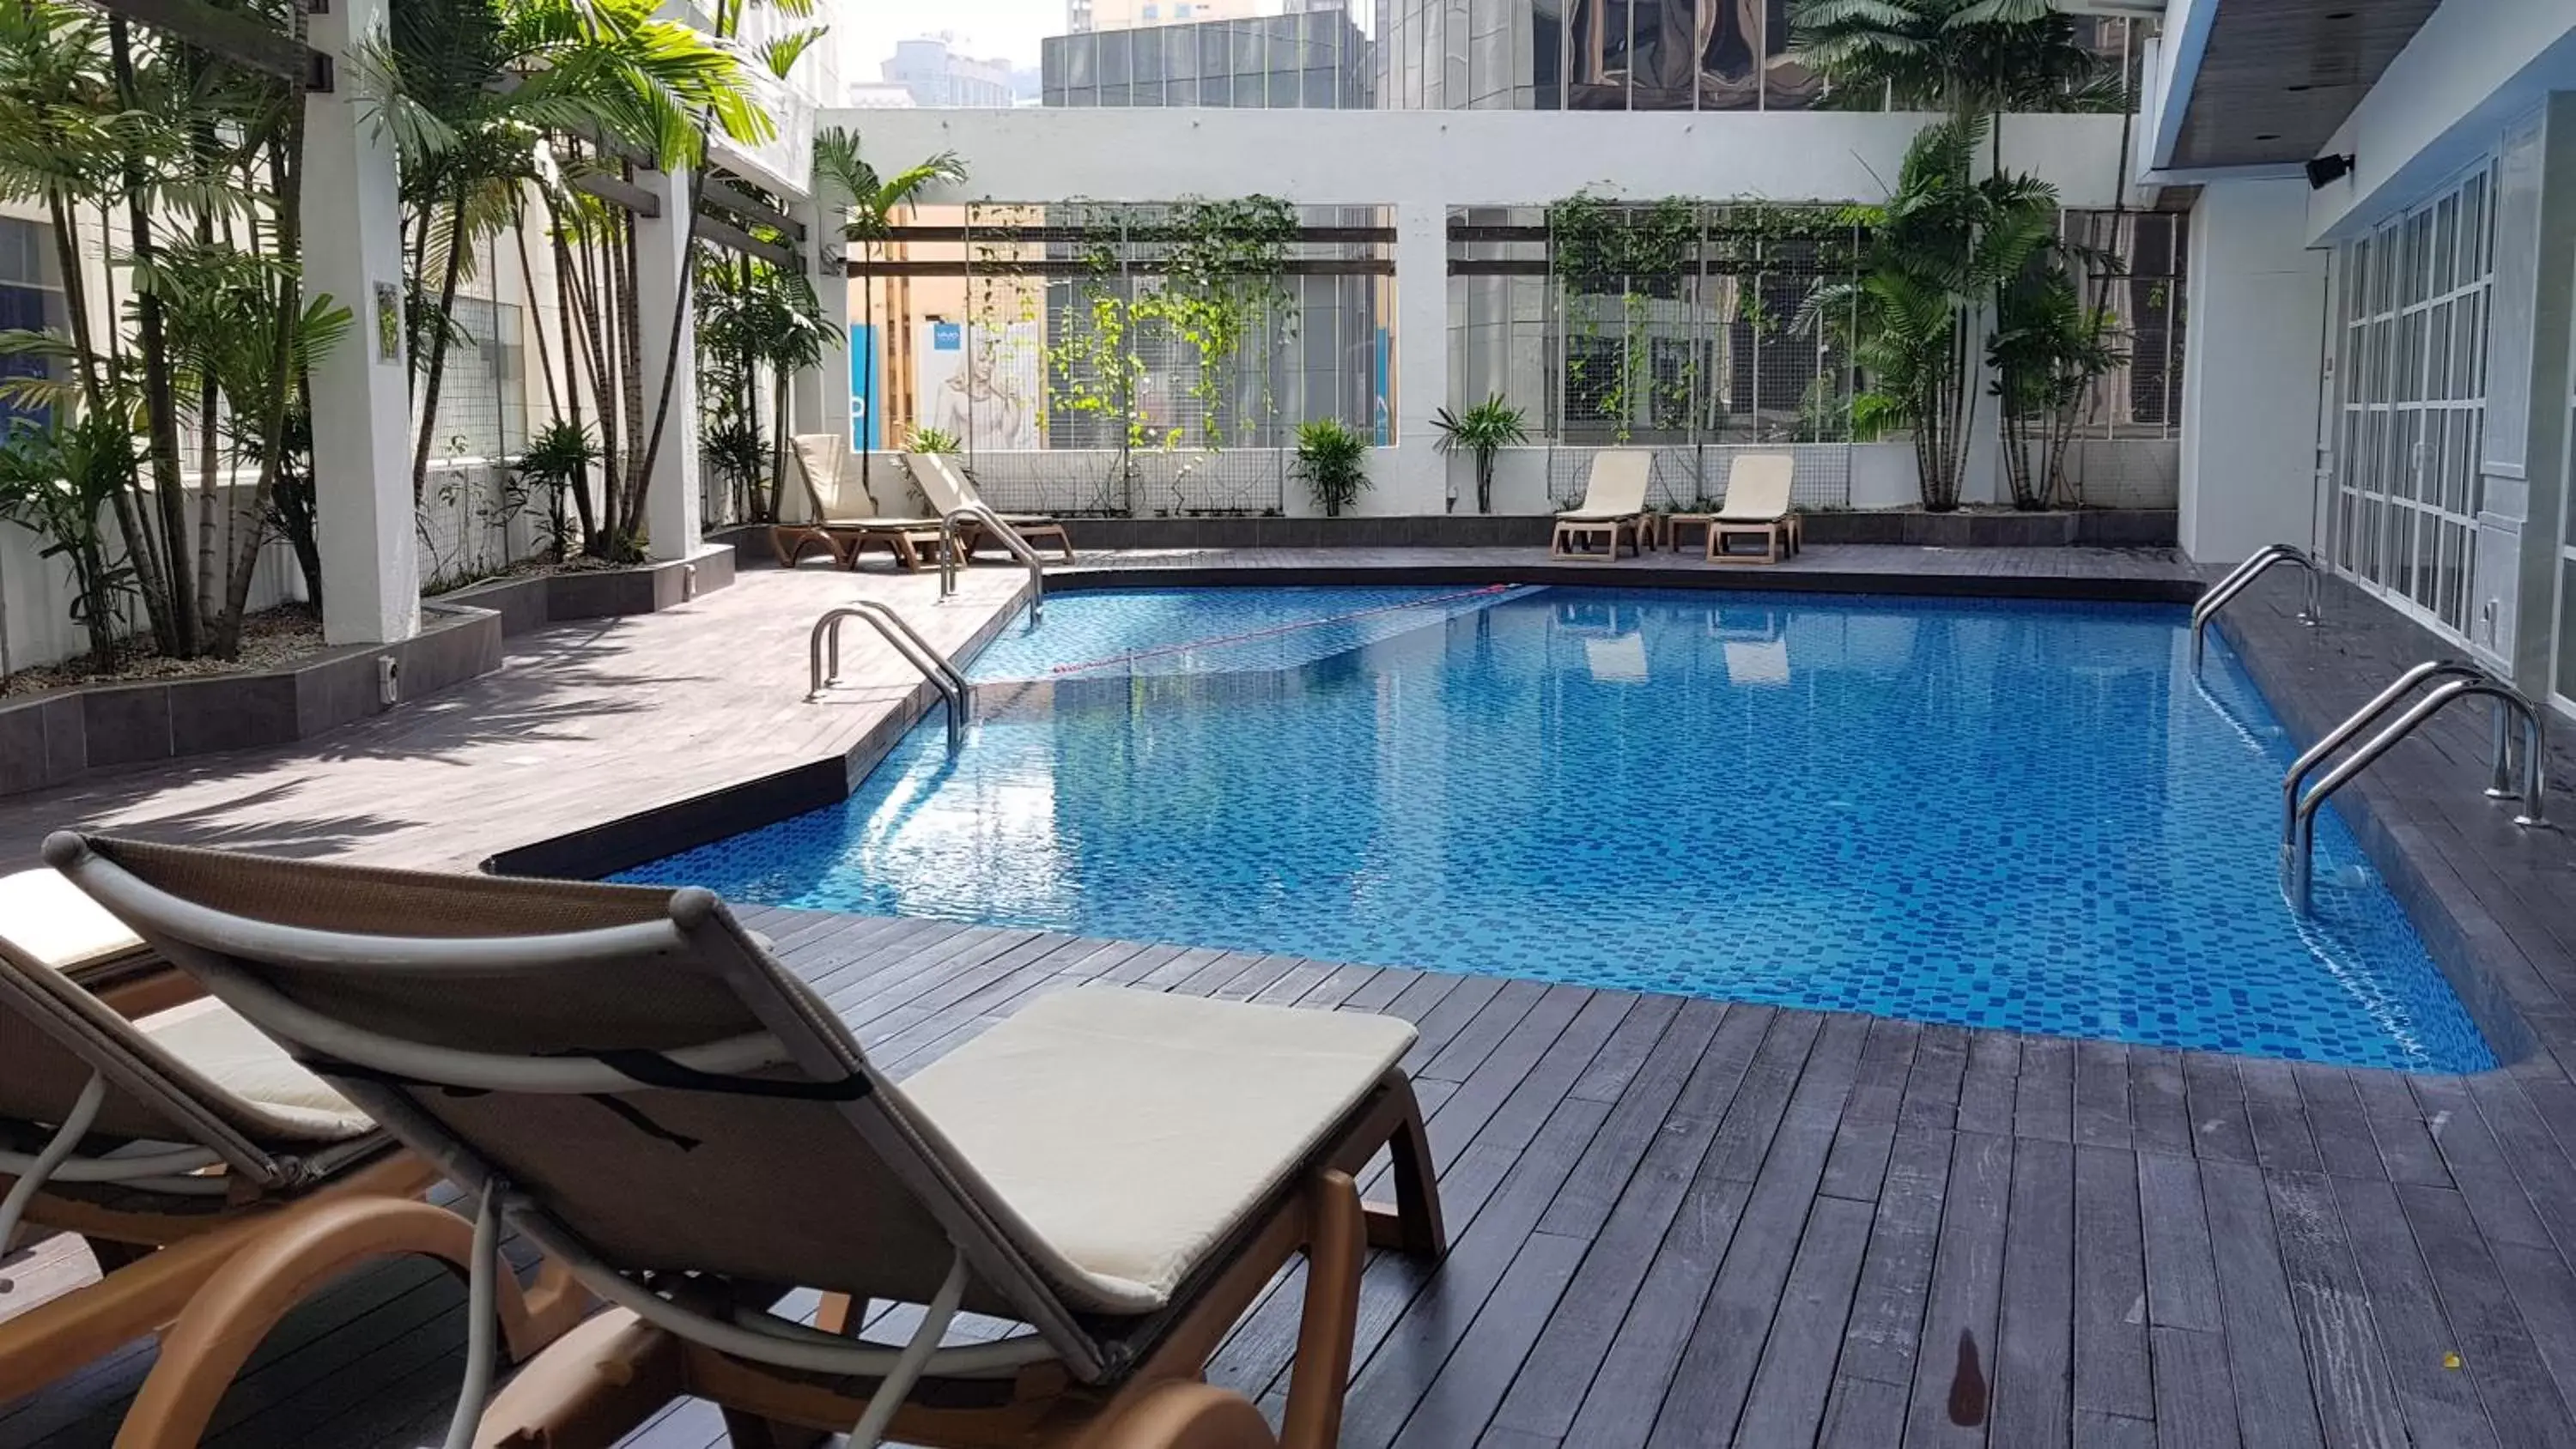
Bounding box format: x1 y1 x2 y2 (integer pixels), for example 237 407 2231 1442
1037 196 1299 458
1544 194 1862 458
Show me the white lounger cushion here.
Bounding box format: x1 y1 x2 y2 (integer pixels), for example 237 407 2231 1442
0 867 149 972
137 997 374 1139
899 985 1416 1311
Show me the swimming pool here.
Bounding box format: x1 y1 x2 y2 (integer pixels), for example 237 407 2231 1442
622 585 2495 1073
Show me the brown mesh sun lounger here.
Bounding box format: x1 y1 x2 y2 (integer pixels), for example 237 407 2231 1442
0 867 585 1449
776 435 951 571
49 834 1448 1449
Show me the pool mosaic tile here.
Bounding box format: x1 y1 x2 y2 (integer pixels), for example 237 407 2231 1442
623 587 2497 1073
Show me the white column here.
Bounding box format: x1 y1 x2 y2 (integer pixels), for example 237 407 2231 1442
635 166 702 561
2178 178 2330 564
303 0 418 646
1384 202 1451 517
785 198 850 525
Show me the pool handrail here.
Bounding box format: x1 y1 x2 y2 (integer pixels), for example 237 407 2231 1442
2278 658 2490 856
2191 543 2321 671
2284 676 2548 913
805 601 969 754
937 506 1045 627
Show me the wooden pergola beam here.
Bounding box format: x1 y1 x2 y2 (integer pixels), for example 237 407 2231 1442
694 215 797 270
82 0 328 90
570 171 662 220
703 176 805 241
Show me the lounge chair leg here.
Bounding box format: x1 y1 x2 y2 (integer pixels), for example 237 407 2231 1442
114 1197 568 1449
1365 1077 1447 1257
1277 1172 1364 1449
720 1408 832 1449
475 1310 687 1449
1075 1380 1282 1449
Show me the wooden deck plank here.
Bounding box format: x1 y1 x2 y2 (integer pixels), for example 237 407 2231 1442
1837 1120 1956 1391
1900 1129 2013 1448
2070 1145 2153 1423
2179 1056 2257 1165
2125 1050 2193 1157
1990 1137 2075 1449
2261 1169 2409 1449
2148 1326 2242 1449
2014 1038 2075 1144
1644 1016 1867 1446
2071 1040 2131 1150
2392 1181 2576 1449
2136 1153 2223 1333
2197 1161 2325 1449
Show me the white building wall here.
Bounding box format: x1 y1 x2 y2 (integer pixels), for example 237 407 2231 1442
2177 179 2327 565
831 108 2139 209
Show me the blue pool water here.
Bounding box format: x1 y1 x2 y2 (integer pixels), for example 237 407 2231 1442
623 585 2496 1072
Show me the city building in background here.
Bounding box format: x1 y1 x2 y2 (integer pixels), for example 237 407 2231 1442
882 34 1017 108
1068 0 1263 36
843 82 918 108
1371 0 2141 112
1042 7 1371 109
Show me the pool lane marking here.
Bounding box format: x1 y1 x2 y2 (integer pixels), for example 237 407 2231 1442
1047 584 1522 676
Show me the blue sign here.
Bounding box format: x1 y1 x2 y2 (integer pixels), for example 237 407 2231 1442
1372 326 1391 446
849 324 879 450
932 321 963 351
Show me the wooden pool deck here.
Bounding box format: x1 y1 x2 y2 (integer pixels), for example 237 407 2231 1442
9 543 2576 1449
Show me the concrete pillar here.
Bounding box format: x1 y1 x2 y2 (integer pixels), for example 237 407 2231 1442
302 0 418 646
635 165 702 561
785 197 850 525
2177 178 2330 564
1383 202 1451 517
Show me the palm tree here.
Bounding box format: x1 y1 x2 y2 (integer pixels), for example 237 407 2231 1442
813 128 968 495
374 0 761 508
1790 0 2099 124
1801 117 2059 510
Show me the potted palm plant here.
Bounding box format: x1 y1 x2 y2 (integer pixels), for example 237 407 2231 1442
1430 394 1528 514
1292 419 1370 518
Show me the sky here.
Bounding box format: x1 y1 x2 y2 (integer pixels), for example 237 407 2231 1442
831 0 1077 74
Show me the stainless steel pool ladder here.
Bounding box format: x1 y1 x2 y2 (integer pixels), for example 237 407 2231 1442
805 601 969 753
937 506 1045 627
2281 660 2549 912
2190 544 2322 670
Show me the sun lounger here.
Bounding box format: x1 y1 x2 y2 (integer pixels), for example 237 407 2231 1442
48 834 1448 1449
0 867 583 1448
1550 449 1653 561
904 452 1076 561
1706 452 1801 565
775 436 951 572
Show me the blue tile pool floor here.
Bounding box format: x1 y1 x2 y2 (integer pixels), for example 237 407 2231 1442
624 585 2496 1072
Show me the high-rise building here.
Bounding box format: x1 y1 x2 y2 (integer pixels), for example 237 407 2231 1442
1067 0 1261 37
1042 8 1370 110
881 35 1017 109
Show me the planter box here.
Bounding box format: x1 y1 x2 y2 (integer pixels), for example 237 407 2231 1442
0 603 503 798
440 542 737 632
1802 508 2178 549
2 543 740 800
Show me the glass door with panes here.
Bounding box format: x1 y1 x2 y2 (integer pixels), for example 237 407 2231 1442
2331 164 2494 638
